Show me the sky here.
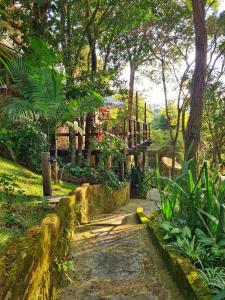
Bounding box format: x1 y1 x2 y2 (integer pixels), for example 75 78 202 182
121 0 225 107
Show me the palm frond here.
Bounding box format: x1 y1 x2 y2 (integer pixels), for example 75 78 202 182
65 121 84 135
1 97 35 123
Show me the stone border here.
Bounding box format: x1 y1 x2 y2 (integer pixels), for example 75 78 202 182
0 196 76 300
70 182 130 223
0 183 130 300
136 208 211 300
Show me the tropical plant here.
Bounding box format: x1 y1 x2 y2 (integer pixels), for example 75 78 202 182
0 174 24 208
65 165 99 179
154 156 225 240
158 220 191 241
98 167 126 189
0 41 85 179
199 267 225 294
92 132 126 168
170 235 206 264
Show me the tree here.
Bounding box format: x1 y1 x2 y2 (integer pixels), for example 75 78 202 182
184 0 207 163
143 0 193 174
0 42 83 181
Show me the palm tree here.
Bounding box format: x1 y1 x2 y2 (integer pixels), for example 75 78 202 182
1 58 82 182
31 68 82 182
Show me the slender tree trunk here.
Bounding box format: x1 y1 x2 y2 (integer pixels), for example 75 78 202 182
128 61 136 119
60 0 73 84
103 31 115 72
182 108 186 143
184 0 207 163
31 2 50 38
71 130 76 167
161 59 177 177
85 36 97 164
53 130 59 184
60 0 77 166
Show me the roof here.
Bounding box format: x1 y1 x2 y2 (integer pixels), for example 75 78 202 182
103 96 126 108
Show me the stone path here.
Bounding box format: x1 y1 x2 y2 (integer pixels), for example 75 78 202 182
56 193 184 300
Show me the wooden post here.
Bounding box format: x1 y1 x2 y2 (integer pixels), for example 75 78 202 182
77 117 84 166
128 119 132 148
41 152 52 196
137 121 141 144
119 161 125 181
142 152 146 172
136 92 139 121
134 153 140 168
143 123 146 141
144 102 147 124
133 120 137 146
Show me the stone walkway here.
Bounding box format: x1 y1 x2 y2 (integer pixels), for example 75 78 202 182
56 193 184 300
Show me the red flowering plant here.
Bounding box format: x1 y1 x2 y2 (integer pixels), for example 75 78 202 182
219 162 225 176
91 131 126 169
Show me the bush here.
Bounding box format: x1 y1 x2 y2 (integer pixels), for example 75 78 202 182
65 164 126 189
0 124 48 171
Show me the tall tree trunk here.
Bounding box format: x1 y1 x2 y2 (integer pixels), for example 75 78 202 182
60 0 78 166
184 0 207 163
128 61 136 119
31 1 50 38
71 130 76 167
60 0 73 84
85 36 97 164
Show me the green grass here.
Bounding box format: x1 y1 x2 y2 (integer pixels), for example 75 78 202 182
0 156 76 252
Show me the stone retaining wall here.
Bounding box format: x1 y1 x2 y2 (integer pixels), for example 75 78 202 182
0 196 76 300
71 183 130 223
0 183 129 300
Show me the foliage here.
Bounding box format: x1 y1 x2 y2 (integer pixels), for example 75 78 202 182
65 165 99 179
0 127 16 160
199 267 225 295
170 235 206 264
130 166 146 198
158 220 191 241
54 257 75 273
0 124 48 171
0 174 24 208
0 156 75 252
92 132 126 167
54 257 75 283
154 157 225 240
154 157 225 297
98 167 126 189
65 164 126 189
2 211 26 230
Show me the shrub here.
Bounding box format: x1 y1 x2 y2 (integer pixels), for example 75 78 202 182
8 124 47 171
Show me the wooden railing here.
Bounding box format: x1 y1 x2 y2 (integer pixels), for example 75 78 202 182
57 118 151 151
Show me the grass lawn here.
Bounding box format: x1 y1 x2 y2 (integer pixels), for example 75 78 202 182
0 156 76 253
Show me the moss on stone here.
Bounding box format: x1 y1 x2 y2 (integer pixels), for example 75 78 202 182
77 183 130 223
0 183 130 300
136 208 212 300
0 196 77 300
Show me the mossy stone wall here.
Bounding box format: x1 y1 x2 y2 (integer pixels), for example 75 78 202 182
0 196 76 300
0 183 130 300
75 183 130 223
